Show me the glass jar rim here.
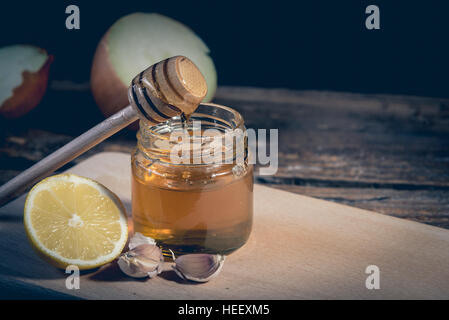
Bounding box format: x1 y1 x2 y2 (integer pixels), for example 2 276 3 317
136 102 248 167
139 102 245 138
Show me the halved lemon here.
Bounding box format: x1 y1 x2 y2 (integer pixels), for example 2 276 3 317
24 174 128 270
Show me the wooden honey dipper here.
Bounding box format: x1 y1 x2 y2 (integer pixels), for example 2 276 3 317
0 56 207 206
129 55 207 124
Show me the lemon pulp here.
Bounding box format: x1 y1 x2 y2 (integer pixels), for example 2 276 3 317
24 174 128 269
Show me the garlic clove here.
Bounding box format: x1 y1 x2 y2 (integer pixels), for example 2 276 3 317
128 232 156 250
118 244 164 278
172 254 225 282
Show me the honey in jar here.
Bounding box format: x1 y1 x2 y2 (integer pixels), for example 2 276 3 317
131 103 253 256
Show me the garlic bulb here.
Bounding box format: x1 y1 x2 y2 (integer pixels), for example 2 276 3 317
118 244 164 278
172 254 225 282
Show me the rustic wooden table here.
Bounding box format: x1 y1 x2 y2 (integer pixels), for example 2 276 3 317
1 86 448 229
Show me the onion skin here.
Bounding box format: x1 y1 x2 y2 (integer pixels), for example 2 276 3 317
0 54 53 119
91 32 139 130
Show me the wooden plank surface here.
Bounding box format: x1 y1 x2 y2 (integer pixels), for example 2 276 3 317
1 86 448 228
0 152 448 299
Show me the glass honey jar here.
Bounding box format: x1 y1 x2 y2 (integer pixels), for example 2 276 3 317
131 103 253 256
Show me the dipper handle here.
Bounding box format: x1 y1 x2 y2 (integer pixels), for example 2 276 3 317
0 56 207 207
0 105 138 207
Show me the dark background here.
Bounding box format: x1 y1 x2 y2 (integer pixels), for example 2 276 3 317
1 0 448 98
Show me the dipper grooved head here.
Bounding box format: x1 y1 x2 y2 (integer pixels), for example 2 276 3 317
127 56 207 125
